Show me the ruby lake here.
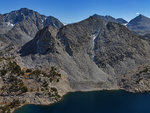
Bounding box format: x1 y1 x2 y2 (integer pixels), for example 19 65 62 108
14 90 150 113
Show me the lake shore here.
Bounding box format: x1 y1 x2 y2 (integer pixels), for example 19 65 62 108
13 89 150 113
12 86 150 113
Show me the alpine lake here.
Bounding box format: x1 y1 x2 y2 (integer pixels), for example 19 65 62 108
14 90 150 113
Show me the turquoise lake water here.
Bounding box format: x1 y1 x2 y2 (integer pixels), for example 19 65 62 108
14 90 150 113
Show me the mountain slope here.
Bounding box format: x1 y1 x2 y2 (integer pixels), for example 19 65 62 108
127 14 150 35
20 16 150 92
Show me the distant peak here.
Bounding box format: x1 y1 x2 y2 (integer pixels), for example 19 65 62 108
93 14 99 16
92 14 127 24
19 8 32 11
18 8 34 13
136 14 149 18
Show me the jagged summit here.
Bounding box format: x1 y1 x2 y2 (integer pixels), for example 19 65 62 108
92 14 127 24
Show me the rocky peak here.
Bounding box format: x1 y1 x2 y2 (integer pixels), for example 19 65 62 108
127 14 150 35
128 14 150 26
19 8 34 14
3 8 33 24
93 14 116 23
57 16 105 56
0 8 63 46
3 8 63 29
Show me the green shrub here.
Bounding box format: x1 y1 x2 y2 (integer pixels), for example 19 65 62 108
51 87 57 92
48 66 61 82
139 67 149 74
8 76 27 94
0 106 10 113
26 69 32 73
8 62 24 75
0 69 7 76
42 81 48 87
41 88 44 91
21 86 28 93
31 70 42 77
9 99 21 108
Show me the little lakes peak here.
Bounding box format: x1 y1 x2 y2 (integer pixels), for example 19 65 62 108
1 8 150 113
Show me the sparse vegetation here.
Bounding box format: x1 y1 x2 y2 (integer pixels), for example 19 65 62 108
8 61 24 75
139 67 149 74
26 69 32 73
29 66 61 83
31 70 42 76
51 87 57 92
0 105 10 113
9 99 21 108
0 62 62 112
42 81 49 87
8 76 28 94
48 66 61 82
49 67 61 78
0 68 8 76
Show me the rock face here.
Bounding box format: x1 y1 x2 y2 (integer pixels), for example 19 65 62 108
19 16 150 92
0 8 63 46
93 14 128 24
20 26 59 56
127 14 150 35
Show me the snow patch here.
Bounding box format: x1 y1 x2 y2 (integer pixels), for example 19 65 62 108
41 19 44 23
6 22 14 27
92 34 97 46
92 33 99 60
63 23 68 26
122 23 128 26
44 17 47 20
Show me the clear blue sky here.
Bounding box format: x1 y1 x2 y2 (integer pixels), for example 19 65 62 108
0 0 150 23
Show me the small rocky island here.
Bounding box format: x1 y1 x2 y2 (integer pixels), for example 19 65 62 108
1 8 150 112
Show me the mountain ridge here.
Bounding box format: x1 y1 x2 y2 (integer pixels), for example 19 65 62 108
93 14 128 24
1 8 150 113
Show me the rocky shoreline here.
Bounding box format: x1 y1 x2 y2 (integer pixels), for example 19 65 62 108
12 87 150 113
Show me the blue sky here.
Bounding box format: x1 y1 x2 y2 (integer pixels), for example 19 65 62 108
0 0 150 23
